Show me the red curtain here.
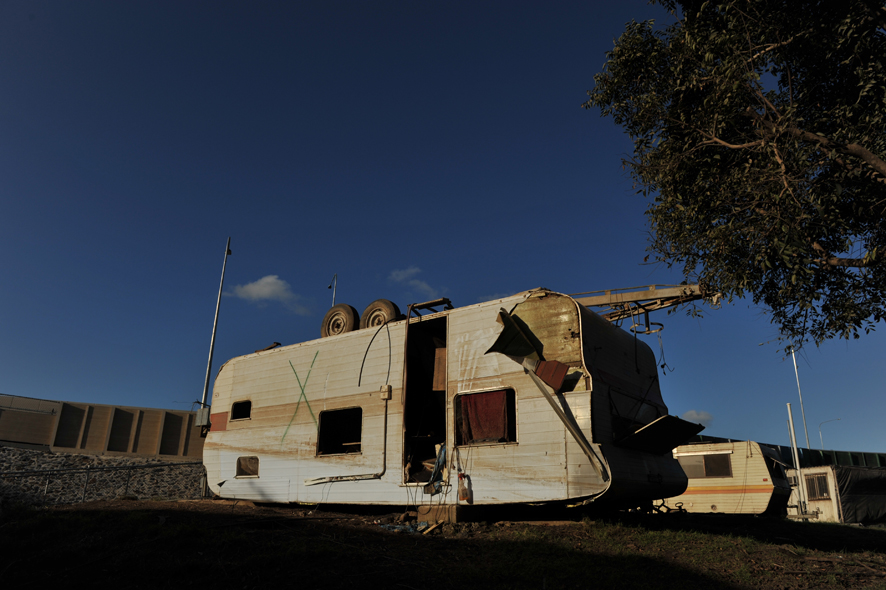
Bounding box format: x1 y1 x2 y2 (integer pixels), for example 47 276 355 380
459 390 507 444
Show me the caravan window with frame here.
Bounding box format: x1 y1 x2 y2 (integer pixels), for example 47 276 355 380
235 456 259 478
455 389 516 446
317 407 362 455
676 452 733 479
231 400 252 421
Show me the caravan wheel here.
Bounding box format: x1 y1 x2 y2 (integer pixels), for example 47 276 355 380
321 304 360 337
360 299 402 329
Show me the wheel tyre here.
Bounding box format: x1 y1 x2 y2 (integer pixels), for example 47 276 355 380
321 304 360 338
359 299 402 330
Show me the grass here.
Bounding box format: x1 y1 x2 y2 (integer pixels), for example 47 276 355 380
1 499 886 589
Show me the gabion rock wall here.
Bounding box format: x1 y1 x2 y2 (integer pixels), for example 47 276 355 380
0 446 204 506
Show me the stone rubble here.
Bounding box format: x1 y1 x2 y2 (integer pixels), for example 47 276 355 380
0 446 204 505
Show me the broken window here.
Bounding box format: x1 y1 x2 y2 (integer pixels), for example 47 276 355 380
317 407 362 455
455 389 516 445
236 456 259 477
677 453 732 478
231 400 252 420
805 473 830 501
609 389 665 441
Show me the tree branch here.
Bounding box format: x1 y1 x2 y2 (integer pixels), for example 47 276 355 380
811 242 873 268
746 31 806 64
698 137 764 149
753 116 886 180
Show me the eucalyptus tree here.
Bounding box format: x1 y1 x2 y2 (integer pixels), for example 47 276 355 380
585 0 886 346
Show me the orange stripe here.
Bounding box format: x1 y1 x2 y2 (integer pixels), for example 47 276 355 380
681 485 773 495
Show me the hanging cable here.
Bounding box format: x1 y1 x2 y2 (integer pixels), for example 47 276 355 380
657 331 673 375
357 320 393 387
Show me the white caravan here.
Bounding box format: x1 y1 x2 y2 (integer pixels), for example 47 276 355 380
203 289 703 508
661 441 791 515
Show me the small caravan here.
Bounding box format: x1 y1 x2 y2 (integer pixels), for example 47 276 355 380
203 289 703 508
660 441 791 515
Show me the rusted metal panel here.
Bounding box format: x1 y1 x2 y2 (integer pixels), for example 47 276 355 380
510 293 582 365
210 412 228 432
535 360 568 392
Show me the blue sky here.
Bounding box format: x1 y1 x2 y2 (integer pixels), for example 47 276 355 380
2 1 883 453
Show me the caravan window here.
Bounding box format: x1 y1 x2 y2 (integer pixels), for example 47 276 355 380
455 389 516 445
317 407 362 455
231 400 252 420
236 456 259 477
677 453 733 478
609 390 664 440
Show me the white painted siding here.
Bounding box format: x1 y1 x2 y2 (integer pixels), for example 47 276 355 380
204 290 693 507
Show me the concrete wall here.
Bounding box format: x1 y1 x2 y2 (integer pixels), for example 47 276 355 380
0 394 204 460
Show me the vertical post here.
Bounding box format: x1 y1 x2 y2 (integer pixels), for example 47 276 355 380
328 274 337 308
82 465 90 503
43 472 51 507
125 466 133 498
201 237 232 409
787 403 807 514
791 347 811 449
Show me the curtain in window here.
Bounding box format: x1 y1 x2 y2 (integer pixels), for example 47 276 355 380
459 390 508 444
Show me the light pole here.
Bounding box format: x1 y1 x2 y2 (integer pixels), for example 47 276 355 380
200 237 232 411
790 346 811 448
819 418 841 450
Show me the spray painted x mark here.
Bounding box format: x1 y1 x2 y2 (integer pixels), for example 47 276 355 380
281 351 319 446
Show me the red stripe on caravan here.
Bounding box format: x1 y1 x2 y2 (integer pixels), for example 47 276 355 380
210 412 228 432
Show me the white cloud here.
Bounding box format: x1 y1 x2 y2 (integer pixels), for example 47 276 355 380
389 266 439 300
389 267 421 283
227 275 310 315
682 410 713 427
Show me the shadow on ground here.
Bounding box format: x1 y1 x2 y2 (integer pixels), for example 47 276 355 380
0 500 739 590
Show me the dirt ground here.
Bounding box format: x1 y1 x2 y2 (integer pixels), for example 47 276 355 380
3 499 886 589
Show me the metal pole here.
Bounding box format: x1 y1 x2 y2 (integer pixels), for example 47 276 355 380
790 347 810 448
82 465 90 503
818 418 841 450
125 466 133 497
328 274 337 308
201 237 232 408
787 403 807 514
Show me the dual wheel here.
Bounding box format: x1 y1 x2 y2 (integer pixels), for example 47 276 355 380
320 299 402 338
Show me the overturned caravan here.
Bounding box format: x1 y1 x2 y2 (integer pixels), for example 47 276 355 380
203 289 703 507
